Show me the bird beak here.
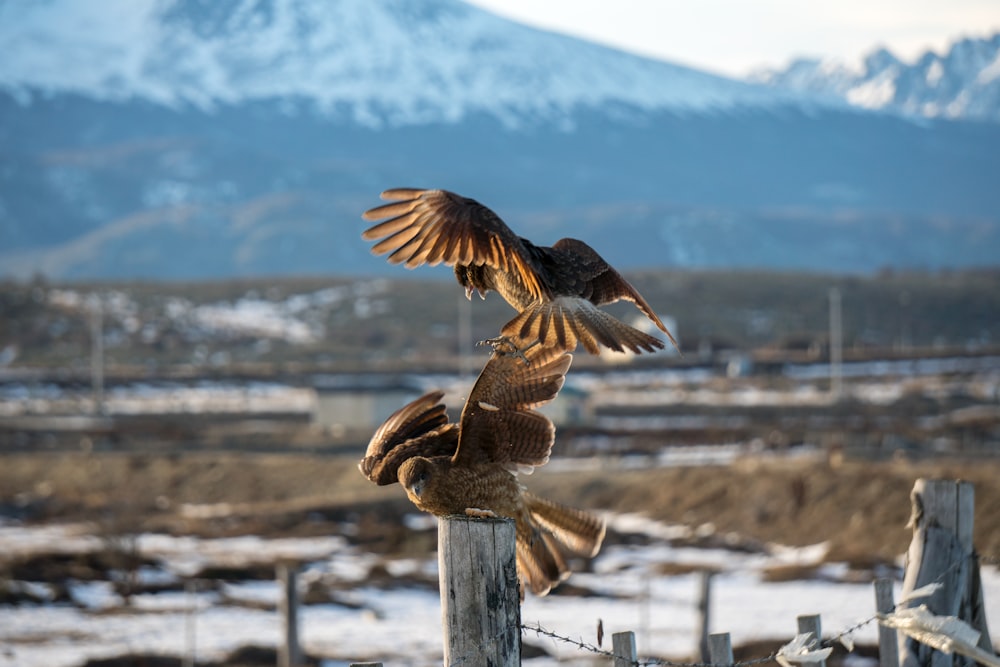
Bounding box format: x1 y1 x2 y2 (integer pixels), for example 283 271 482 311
408 480 423 498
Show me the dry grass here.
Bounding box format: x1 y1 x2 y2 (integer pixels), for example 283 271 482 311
524 456 1000 562
3 450 1000 565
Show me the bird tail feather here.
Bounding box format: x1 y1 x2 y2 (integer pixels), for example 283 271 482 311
503 299 665 355
515 493 606 596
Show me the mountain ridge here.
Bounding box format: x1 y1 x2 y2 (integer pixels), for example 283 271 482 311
3 2 997 126
750 32 1000 123
0 0 804 128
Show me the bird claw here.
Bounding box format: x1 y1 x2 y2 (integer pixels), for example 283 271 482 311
465 507 498 519
477 336 530 364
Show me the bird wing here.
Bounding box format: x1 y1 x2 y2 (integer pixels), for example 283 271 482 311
361 188 546 301
550 237 679 349
452 345 572 471
359 391 459 485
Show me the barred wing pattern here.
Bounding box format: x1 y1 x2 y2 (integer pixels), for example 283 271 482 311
362 188 545 301
362 188 677 355
358 391 458 486
455 345 572 471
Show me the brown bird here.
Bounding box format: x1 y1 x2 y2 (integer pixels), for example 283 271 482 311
359 344 605 596
361 188 679 356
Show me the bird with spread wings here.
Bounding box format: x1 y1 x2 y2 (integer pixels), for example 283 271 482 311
359 343 605 597
362 188 679 356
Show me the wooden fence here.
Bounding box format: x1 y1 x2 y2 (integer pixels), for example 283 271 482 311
336 477 995 667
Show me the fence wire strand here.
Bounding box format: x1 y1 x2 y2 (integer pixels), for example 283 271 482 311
524 622 780 667
436 549 1000 665
505 550 1000 667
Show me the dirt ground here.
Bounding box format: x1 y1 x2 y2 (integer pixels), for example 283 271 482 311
527 456 1000 563
2 450 998 565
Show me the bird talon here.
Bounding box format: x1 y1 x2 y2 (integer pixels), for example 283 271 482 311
477 336 530 364
476 335 508 350
465 507 498 518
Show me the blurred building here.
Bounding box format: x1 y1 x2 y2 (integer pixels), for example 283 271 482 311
312 375 424 437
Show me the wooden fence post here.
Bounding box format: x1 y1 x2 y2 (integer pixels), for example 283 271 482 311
438 516 520 667
874 578 900 667
708 632 734 666
898 479 992 667
277 562 301 667
613 631 637 667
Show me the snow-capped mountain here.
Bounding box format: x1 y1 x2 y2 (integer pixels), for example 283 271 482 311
0 0 796 128
750 33 1000 123
0 0 998 280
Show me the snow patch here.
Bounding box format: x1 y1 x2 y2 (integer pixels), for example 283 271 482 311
1 518 998 666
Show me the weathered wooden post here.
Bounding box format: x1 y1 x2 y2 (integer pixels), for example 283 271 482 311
708 632 734 666
277 562 301 667
613 631 638 667
874 578 900 667
898 479 992 667
797 615 826 667
438 516 520 666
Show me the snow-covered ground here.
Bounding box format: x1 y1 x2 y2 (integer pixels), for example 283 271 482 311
0 380 316 418
1 515 998 667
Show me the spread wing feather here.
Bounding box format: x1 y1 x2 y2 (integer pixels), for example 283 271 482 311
362 189 546 300
453 345 572 468
474 411 554 471
550 237 678 349
364 391 447 455
359 391 459 485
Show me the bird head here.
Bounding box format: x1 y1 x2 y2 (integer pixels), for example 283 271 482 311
454 264 489 300
398 457 433 500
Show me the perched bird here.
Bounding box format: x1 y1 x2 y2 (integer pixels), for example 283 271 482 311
359 344 605 596
361 188 679 356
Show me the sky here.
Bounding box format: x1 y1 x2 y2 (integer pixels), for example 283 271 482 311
466 0 1000 77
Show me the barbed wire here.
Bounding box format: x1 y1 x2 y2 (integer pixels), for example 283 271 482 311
437 548 1000 665
816 547 989 652
524 622 780 667
523 622 627 663
511 549 1000 667
821 614 879 650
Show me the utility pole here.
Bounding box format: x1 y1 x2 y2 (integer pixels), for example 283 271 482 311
828 287 843 401
90 295 106 416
